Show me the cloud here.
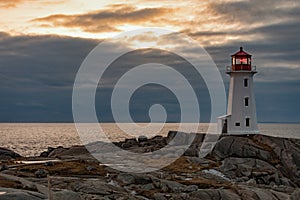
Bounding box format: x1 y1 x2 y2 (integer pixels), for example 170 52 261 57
32 4 175 33
1 0 300 122
0 30 299 122
0 0 23 8
174 0 300 46
0 0 66 8
0 32 98 122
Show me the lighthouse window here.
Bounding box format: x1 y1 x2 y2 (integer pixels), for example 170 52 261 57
246 118 250 127
235 122 240 126
244 79 248 87
245 97 249 107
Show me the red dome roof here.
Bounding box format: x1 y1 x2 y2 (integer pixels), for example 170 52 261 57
231 47 251 56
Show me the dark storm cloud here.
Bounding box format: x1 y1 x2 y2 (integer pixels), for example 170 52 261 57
0 33 97 88
0 33 212 122
0 29 300 122
95 48 212 122
0 33 98 122
255 81 300 123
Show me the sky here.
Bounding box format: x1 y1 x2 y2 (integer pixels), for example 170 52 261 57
0 0 300 123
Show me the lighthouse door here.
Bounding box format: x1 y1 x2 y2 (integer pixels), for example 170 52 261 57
222 119 228 133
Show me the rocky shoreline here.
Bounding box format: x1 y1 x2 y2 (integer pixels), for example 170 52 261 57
0 132 299 199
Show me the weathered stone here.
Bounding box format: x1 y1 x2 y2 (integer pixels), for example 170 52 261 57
270 190 290 200
70 180 119 195
153 179 187 193
246 179 256 184
85 165 96 172
56 146 89 157
184 185 198 192
47 147 56 153
253 135 300 185
0 147 21 160
48 146 68 157
133 174 152 185
280 177 293 186
39 151 48 157
190 133 205 146
44 161 54 166
2 133 300 200
140 183 155 191
237 189 259 200
117 173 136 185
116 173 152 186
122 138 138 148
166 131 191 145
290 189 300 200
153 193 167 200
151 135 165 142
218 156 287 185
190 189 241 200
0 188 45 200
186 157 215 169
34 169 48 178
0 164 8 171
235 176 250 182
239 187 292 200
0 191 43 200
138 135 148 143
184 146 199 157
53 190 82 200
249 188 274 200
211 136 272 162
210 134 300 187
202 169 230 181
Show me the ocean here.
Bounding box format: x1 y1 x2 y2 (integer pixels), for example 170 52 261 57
0 123 299 157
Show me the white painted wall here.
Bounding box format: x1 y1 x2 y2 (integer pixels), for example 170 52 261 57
226 71 259 134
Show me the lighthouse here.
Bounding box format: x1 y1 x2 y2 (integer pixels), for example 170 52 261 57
218 47 259 135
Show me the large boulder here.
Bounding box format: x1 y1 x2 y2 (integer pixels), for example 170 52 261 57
252 134 300 185
0 191 43 200
210 136 273 162
0 188 45 200
0 147 21 160
220 157 284 185
210 134 300 187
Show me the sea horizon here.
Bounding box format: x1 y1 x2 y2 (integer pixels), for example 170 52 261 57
1 123 299 157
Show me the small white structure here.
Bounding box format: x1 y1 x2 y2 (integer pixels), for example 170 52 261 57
218 47 259 135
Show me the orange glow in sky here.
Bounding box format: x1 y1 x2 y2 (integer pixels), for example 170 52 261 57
0 0 298 46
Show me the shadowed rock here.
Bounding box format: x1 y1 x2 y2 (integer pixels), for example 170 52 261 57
0 148 21 160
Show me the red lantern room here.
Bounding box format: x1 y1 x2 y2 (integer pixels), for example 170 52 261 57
231 47 252 71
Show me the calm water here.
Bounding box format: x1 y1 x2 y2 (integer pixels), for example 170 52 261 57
0 123 299 156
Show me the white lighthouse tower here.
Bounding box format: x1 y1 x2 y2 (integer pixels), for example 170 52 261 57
218 47 259 135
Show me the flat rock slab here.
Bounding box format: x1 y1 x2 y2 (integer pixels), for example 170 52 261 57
0 187 45 200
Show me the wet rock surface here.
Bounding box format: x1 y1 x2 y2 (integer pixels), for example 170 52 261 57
0 132 299 199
